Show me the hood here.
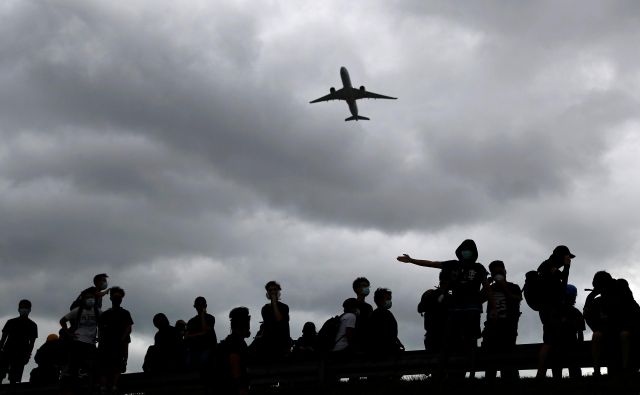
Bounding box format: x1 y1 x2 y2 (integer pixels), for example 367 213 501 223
455 239 478 262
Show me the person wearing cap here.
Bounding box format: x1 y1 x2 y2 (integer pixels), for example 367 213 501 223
535 245 575 379
70 273 110 311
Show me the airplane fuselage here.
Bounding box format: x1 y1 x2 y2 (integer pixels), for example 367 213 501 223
340 67 359 117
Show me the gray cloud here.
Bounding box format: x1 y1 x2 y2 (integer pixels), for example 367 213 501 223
1 0 640 375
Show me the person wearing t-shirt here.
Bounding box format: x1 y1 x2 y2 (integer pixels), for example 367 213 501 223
259 281 291 358
97 286 133 394
552 284 585 379
352 277 373 352
332 299 358 353
398 239 494 376
217 307 251 395
418 271 452 353
0 299 38 384
185 296 216 370
60 289 101 380
366 289 403 355
482 260 522 381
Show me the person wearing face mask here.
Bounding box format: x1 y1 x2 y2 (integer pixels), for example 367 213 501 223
70 273 110 311
256 281 291 358
366 288 404 355
0 299 38 384
352 277 373 352
481 260 522 382
60 289 101 383
398 240 493 368
97 286 133 394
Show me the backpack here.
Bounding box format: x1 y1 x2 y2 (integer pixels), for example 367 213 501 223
316 314 344 352
523 270 547 311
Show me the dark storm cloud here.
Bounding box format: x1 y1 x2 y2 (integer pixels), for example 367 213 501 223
1 0 640 374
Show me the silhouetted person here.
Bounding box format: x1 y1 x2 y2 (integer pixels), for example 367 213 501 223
352 277 373 351
0 299 38 384
60 289 101 382
332 299 358 353
584 271 640 376
293 322 318 356
482 260 522 381
399 239 493 377
97 286 133 394
71 273 110 310
552 284 584 379
143 313 184 374
176 320 187 341
217 307 251 395
366 289 403 355
30 334 65 384
418 271 452 353
185 296 216 370
535 245 574 379
258 281 291 358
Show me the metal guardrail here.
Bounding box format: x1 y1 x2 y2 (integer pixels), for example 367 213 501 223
0 342 596 394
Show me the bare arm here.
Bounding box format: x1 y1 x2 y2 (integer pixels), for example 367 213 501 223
483 278 497 319
397 254 443 269
270 297 284 322
229 353 249 395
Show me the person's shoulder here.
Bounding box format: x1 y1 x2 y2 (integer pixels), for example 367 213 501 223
187 315 199 325
278 301 289 309
507 282 522 292
441 260 459 268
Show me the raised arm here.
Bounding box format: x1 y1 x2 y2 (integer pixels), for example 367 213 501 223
397 254 443 269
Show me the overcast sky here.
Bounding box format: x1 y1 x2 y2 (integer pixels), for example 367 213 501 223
2 0 640 376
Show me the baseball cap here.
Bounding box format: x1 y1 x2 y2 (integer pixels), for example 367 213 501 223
553 245 575 258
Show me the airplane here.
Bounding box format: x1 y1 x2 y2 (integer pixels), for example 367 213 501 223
310 67 397 121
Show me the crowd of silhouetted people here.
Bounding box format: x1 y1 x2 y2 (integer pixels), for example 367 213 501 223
1 240 640 394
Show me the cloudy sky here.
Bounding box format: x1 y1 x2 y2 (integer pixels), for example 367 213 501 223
2 0 640 375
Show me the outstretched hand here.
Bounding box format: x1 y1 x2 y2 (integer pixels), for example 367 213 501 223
397 254 412 263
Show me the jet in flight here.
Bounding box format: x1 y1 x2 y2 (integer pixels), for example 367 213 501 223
310 67 397 121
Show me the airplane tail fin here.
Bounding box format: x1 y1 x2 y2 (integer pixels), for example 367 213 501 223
345 115 370 121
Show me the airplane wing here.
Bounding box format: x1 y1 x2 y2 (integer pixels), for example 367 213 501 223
310 88 346 103
351 88 397 100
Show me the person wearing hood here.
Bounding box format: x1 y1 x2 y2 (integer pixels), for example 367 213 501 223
398 239 494 376
534 245 575 379
0 299 38 384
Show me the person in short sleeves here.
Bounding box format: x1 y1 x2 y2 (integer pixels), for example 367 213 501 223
0 299 38 384
60 289 101 381
333 299 358 353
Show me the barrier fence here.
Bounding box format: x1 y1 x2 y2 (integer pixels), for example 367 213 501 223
0 342 599 394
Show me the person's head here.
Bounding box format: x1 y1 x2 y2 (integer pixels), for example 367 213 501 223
81 289 96 308
110 286 125 306
488 260 507 280
342 298 358 314
93 273 109 290
551 245 575 267
46 334 59 342
18 299 32 317
302 322 316 336
455 239 478 263
194 296 207 313
229 307 251 338
566 284 578 305
153 313 170 329
374 288 392 309
438 270 450 290
175 320 187 335
265 281 282 300
592 271 613 291
352 277 370 298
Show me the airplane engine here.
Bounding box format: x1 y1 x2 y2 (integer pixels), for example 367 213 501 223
360 86 366 92
330 87 336 93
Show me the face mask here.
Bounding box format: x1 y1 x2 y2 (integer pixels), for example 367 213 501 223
493 274 505 282
85 298 96 308
18 308 30 317
460 250 474 260
100 281 108 291
355 309 361 316
362 287 370 296
384 300 392 309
